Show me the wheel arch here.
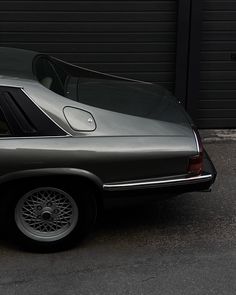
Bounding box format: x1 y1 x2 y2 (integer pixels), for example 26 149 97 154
0 168 102 185
0 168 104 211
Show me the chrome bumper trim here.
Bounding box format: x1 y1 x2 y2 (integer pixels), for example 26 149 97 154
103 173 213 191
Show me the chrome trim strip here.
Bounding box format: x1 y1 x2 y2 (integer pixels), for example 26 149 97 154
21 88 72 136
103 173 212 191
193 130 200 153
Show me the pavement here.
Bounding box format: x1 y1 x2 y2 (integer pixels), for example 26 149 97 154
0 133 235 294
200 129 236 143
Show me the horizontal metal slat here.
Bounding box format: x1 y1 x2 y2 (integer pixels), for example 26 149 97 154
203 11 236 21
202 21 236 31
199 99 236 108
198 109 236 118
202 41 236 51
203 1 236 11
0 43 176 53
201 81 236 90
0 12 176 22
203 31 236 41
0 32 176 43
200 90 236 100
0 1 177 12
0 22 176 32
201 61 236 71
201 71 236 81
200 51 233 61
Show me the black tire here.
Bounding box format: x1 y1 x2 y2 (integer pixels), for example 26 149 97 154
3 179 97 252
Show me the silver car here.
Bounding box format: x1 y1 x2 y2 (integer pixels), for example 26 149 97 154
0 47 216 251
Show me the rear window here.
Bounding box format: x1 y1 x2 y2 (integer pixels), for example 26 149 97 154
33 55 176 120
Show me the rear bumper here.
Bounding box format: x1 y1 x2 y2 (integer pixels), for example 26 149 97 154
103 150 216 195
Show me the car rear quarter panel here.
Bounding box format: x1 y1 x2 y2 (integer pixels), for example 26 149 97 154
0 136 197 184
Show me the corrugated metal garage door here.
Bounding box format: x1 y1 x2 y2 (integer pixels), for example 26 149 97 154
0 0 177 92
198 0 236 128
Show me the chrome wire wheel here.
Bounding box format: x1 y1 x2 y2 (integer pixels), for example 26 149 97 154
15 187 79 242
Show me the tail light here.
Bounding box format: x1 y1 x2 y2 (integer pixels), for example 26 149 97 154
188 129 203 175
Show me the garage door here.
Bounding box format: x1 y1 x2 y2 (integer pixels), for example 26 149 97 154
198 0 236 128
0 0 177 92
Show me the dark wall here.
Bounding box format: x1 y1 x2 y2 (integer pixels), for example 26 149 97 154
198 0 236 128
0 0 177 92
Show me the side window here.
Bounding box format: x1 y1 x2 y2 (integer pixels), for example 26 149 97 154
0 108 11 136
0 86 67 137
34 57 64 96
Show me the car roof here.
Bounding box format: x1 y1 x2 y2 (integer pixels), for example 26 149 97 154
0 47 39 81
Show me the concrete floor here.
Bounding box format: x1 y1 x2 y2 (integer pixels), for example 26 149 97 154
0 141 235 295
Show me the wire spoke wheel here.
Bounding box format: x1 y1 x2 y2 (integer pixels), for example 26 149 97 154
15 187 79 242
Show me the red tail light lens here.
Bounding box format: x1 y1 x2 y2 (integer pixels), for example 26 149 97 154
188 154 203 175
188 129 203 175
